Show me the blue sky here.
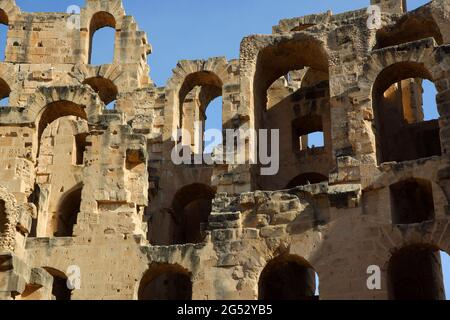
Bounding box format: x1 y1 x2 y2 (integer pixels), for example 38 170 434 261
2 0 449 298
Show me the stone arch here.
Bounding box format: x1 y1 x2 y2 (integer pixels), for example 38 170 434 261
88 11 116 65
52 183 83 237
357 38 449 164
375 6 444 49
258 254 319 300
0 0 21 26
71 63 124 95
42 267 72 300
81 0 125 32
137 263 192 300
0 76 11 101
169 183 215 245
246 33 331 191
387 243 446 300
26 85 102 123
83 76 118 106
165 57 230 140
252 34 329 130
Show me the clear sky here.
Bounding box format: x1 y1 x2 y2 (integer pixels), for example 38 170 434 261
3 0 449 298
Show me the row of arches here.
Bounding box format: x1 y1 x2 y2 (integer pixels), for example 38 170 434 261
137 247 449 300
21 247 448 300
0 75 118 109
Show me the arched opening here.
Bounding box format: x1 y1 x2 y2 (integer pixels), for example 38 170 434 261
179 71 223 154
43 267 72 300
37 101 87 145
286 172 328 189
204 96 223 154
89 12 116 65
0 77 11 107
390 178 434 224
375 8 443 49
53 185 82 237
253 38 331 191
0 200 6 235
388 244 446 300
372 62 441 164
0 9 7 63
259 254 319 300
169 183 215 245
138 264 192 300
28 184 40 237
82 77 118 109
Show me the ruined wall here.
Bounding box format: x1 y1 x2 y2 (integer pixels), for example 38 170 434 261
1 0 450 300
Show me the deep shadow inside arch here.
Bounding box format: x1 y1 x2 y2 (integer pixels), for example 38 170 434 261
54 185 82 237
388 244 446 300
138 264 192 300
390 178 435 224
37 100 87 144
259 254 318 300
83 77 118 106
169 183 215 245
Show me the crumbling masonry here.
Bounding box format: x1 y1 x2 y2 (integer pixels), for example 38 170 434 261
1 0 450 300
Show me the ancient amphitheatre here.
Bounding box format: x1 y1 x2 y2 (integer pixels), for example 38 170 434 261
0 0 450 300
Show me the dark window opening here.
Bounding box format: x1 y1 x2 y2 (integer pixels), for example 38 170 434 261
373 63 441 164
388 245 445 300
259 254 319 300
138 265 192 300
390 178 434 224
170 183 215 245
54 186 82 237
75 133 88 165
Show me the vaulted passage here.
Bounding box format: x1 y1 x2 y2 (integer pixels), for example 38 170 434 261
259 254 318 300
388 245 446 300
138 264 192 300
54 185 82 237
253 37 332 191
390 178 435 224
372 62 441 164
169 183 215 245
